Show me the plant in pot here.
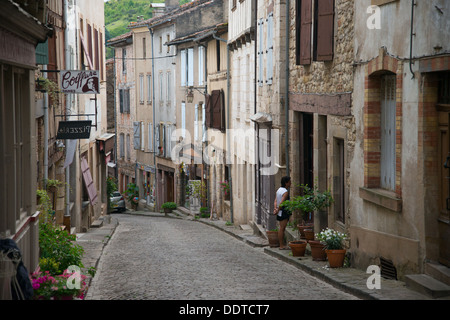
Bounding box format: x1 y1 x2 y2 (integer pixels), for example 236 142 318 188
266 228 279 248
316 228 348 268
126 183 139 210
162 202 177 214
288 240 307 257
281 184 333 239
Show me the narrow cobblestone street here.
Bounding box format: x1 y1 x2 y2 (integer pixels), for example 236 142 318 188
86 213 359 300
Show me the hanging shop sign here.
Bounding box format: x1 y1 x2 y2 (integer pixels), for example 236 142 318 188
56 120 92 139
60 70 100 94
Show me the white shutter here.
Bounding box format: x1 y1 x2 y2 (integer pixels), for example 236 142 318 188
139 74 144 103
188 48 194 86
181 102 186 138
148 123 153 152
147 74 151 103
181 49 186 86
266 13 273 85
166 124 172 159
194 104 198 141
258 18 264 87
202 104 206 142
380 75 396 191
198 46 204 86
141 121 145 151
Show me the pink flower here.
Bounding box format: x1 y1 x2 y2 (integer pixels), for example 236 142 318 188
32 283 40 290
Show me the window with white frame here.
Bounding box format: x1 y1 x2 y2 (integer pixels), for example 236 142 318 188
187 48 194 87
139 74 144 104
198 46 205 86
181 49 186 86
147 74 152 104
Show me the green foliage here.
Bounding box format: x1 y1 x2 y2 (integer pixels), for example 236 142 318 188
106 176 118 209
281 184 333 222
126 182 139 204
38 257 61 276
162 202 177 210
316 228 347 250
37 189 52 216
104 0 165 58
39 220 84 273
200 207 210 218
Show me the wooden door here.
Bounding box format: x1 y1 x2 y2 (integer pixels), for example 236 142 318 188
438 109 450 266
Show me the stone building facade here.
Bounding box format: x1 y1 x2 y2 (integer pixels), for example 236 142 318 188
288 0 355 235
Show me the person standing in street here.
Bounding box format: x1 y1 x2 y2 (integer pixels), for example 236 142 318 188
273 176 292 250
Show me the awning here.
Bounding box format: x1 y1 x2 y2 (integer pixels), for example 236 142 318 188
96 133 115 154
250 112 273 124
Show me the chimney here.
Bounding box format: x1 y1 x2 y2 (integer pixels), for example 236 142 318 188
164 0 181 12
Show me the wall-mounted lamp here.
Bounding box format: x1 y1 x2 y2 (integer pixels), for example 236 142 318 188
186 87 194 103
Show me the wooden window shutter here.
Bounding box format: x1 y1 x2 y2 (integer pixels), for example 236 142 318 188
133 122 141 150
205 93 212 129
314 0 334 62
119 89 124 113
297 0 312 65
211 90 224 132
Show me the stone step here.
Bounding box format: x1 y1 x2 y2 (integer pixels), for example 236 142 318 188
404 274 450 298
425 262 450 286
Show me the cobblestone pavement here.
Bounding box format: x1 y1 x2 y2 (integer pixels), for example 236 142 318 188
86 214 359 300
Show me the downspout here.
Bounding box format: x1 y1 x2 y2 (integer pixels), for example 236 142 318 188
285 0 290 176
150 26 158 211
64 0 71 217
43 65 49 188
409 0 416 79
213 31 233 223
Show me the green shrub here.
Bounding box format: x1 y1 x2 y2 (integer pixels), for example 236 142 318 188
162 202 177 210
39 220 84 272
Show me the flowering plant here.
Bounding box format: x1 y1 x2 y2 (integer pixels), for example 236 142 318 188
316 228 347 250
30 268 88 300
219 181 230 196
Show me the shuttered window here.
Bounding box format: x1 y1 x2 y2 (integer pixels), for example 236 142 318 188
198 46 205 86
120 133 125 158
380 75 396 191
266 12 274 85
314 0 335 61
206 90 225 132
139 74 144 104
141 121 145 151
257 18 264 86
188 48 194 86
119 89 130 113
181 49 187 86
296 0 313 65
202 104 207 142
181 102 186 138
148 123 153 152
194 104 199 141
133 121 141 150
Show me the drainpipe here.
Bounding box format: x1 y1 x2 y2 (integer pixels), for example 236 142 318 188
150 26 158 211
409 0 416 79
64 0 71 218
43 65 49 188
213 31 233 223
285 0 290 176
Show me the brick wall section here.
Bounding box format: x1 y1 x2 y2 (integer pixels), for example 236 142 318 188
363 49 403 197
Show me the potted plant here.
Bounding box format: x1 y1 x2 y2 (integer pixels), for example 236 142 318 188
126 183 139 210
162 201 177 214
30 268 88 300
288 240 307 257
266 228 279 248
316 228 348 268
281 184 333 239
220 180 230 200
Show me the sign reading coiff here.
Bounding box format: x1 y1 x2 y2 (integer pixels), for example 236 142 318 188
60 70 100 94
56 120 92 139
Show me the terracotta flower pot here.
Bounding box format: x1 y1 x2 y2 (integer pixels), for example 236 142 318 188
325 249 346 268
304 229 315 241
266 230 279 248
308 240 327 261
289 240 307 257
297 224 313 239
